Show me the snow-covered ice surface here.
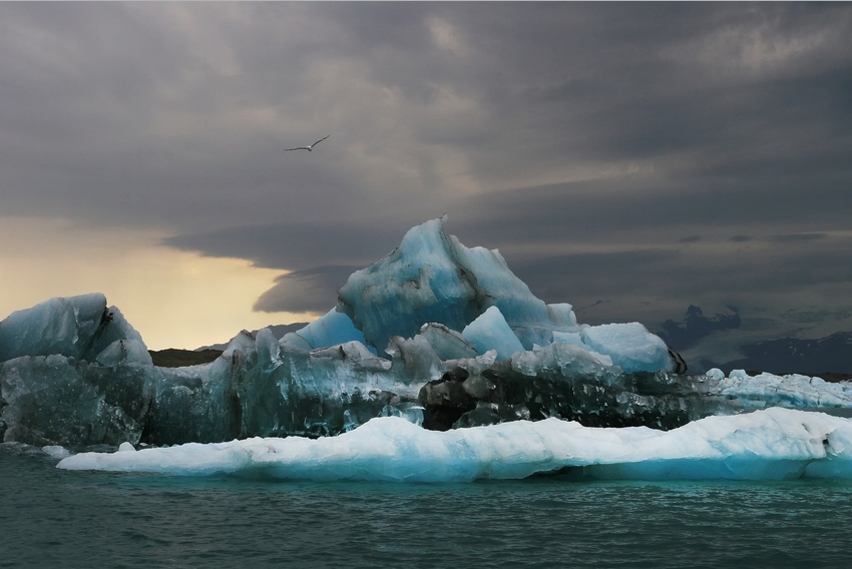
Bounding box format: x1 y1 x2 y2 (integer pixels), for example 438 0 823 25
58 407 852 481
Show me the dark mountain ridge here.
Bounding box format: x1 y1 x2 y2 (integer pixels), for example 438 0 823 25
721 331 852 376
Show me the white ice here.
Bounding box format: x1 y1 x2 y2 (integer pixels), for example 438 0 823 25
708 368 852 409
57 408 852 482
462 306 525 361
579 322 673 374
41 445 71 459
281 309 370 352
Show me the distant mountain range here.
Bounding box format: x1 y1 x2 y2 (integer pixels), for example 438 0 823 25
658 305 742 352
721 332 852 376
656 305 852 376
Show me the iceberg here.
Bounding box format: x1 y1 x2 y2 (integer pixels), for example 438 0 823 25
708 368 852 410
462 306 525 360
0 293 151 366
3 217 852 455
579 322 673 374
280 308 369 352
339 217 576 353
57 408 852 482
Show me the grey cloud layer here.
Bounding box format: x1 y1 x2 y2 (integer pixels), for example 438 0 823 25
2 3 850 333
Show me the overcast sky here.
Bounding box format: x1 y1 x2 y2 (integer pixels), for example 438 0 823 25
1 3 851 350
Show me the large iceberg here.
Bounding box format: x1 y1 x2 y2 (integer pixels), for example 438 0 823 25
334 217 675 373
3 218 852 459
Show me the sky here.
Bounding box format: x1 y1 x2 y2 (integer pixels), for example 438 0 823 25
1 3 850 353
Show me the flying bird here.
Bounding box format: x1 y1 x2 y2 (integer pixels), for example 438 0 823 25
284 135 330 152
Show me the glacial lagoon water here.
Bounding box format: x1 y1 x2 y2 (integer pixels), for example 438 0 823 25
4 444 852 569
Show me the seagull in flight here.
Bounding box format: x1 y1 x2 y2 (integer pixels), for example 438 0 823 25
284 134 330 152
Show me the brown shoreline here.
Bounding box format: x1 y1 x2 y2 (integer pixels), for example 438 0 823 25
148 348 223 368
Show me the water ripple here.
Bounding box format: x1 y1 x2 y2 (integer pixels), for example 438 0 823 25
4 451 852 568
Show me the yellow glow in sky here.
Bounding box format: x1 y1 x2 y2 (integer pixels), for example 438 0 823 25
0 216 318 350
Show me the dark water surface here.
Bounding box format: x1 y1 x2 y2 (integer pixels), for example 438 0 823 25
3 445 852 568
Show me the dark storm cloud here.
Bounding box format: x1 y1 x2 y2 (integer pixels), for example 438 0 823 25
506 248 683 306
0 3 424 230
164 222 408 270
3 3 851 333
419 4 852 194
252 265 360 314
449 170 852 251
502 234 852 328
768 233 827 243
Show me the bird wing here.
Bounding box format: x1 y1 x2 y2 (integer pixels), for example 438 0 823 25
284 146 310 151
309 134 331 148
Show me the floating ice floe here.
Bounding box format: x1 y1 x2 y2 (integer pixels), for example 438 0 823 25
57 408 852 482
